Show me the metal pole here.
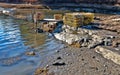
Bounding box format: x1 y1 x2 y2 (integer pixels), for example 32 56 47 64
36 20 38 33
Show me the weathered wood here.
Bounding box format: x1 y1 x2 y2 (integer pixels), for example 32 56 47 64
42 19 63 22
33 12 44 33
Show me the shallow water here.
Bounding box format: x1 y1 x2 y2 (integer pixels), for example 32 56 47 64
0 15 64 75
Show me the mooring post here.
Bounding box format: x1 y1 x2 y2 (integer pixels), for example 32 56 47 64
35 20 38 33
33 13 38 33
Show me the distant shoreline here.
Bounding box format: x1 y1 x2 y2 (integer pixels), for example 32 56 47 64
47 3 120 11
0 3 48 9
0 3 120 12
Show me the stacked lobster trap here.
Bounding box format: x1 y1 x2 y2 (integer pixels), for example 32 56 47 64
63 12 94 27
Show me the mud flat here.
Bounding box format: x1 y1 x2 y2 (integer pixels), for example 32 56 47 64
34 46 120 75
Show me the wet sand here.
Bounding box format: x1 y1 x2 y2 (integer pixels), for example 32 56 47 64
36 46 120 75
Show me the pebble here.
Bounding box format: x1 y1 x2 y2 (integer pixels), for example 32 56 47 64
92 56 96 59
103 69 106 72
81 58 84 61
78 54 81 56
104 65 108 68
57 57 62 60
96 67 99 70
66 53 70 56
52 61 66 66
71 53 75 55
55 50 60 53
46 65 49 68
115 48 119 51
26 51 35 56
81 49 83 51
64 45 68 48
89 67 98 70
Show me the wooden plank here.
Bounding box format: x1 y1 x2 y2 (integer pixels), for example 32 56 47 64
43 19 62 22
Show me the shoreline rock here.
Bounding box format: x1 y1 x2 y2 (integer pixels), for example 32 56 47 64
54 24 117 48
95 46 120 65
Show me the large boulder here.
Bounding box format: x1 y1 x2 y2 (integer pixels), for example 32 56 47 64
54 32 82 44
95 46 120 65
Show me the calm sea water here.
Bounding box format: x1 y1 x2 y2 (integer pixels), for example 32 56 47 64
0 15 64 75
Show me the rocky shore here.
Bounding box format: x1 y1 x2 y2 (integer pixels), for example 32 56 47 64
54 14 120 47
0 3 120 75
34 14 120 75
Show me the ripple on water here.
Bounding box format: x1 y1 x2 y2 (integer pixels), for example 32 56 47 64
0 15 64 75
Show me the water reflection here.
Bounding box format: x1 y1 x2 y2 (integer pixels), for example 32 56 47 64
19 22 46 48
0 15 64 75
0 15 26 59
